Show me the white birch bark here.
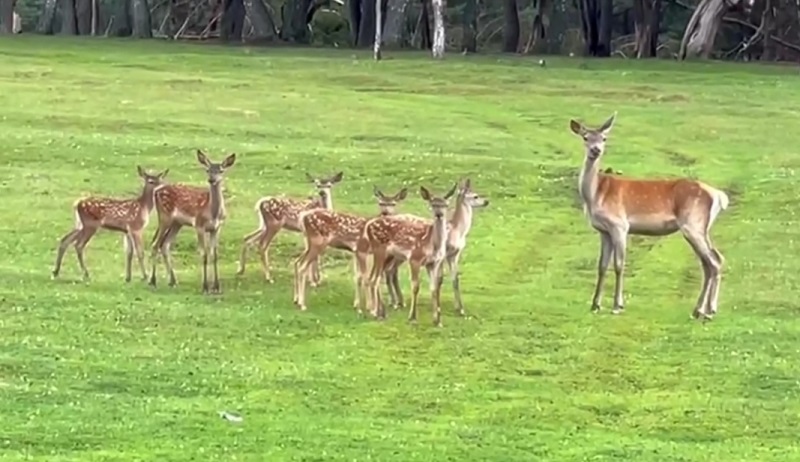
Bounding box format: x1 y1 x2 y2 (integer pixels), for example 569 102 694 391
374 0 383 60
431 0 446 58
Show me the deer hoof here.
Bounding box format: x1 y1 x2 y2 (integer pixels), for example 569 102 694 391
611 306 624 315
51 271 59 279
590 304 601 313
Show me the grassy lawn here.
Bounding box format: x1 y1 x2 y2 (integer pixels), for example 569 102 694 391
1 36 799 461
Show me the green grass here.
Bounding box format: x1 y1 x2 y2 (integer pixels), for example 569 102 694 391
1 36 799 461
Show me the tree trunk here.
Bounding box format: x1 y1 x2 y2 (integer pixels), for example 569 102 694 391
633 0 661 57
357 0 375 46
243 0 277 39
430 0 444 58
524 0 550 53
221 0 245 41
0 0 13 33
61 0 78 34
131 0 151 37
419 0 431 49
280 0 313 42
37 0 58 34
503 0 519 52
111 0 132 35
374 0 382 58
577 0 613 56
679 0 739 59
348 0 361 45
76 0 93 34
383 0 409 47
461 0 476 51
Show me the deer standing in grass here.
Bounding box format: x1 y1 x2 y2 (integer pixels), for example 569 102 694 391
570 113 729 320
382 178 489 315
292 186 409 311
236 172 344 285
148 150 236 294
52 167 168 282
361 184 457 326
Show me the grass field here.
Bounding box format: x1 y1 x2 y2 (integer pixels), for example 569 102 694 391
1 36 799 461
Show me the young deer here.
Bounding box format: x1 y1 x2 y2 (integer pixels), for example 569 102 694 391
148 150 236 294
52 166 168 282
570 113 729 320
292 186 409 311
236 172 344 284
361 184 457 326
383 178 489 315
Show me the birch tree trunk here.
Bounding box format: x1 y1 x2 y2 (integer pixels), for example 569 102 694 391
431 0 445 58
374 0 383 59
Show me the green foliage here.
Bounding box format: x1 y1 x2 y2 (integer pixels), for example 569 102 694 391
1 37 800 461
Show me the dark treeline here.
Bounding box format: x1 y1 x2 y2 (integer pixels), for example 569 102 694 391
1 0 799 61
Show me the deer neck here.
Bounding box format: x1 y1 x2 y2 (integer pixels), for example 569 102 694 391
322 194 333 210
578 157 601 210
139 184 157 214
449 195 473 239
429 217 448 259
209 180 224 221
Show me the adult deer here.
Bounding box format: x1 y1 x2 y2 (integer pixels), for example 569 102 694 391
292 186 409 311
383 178 489 315
52 166 168 282
570 113 729 320
236 172 344 284
148 150 236 294
361 184 457 326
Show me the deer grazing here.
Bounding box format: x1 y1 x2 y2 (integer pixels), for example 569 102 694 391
382 178 489 315
52 166 168 282
569 113 729 320
148 150 236 294
360 184 457 326
292 186 409 311
236 172 344 285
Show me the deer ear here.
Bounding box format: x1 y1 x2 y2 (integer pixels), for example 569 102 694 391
419 186 432 201
569 119 585 136
599 112 616 134
160 168 169 179
137 165 146 178
305 173 316 184
373 185 383 199
330 171 344 184
444 182 458 200
222 153 236 168
395 187 408 201
463 178 471 191
196 150 210 167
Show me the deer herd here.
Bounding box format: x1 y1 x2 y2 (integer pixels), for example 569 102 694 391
51 113 731 326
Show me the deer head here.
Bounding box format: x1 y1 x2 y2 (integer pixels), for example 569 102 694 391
373 185 409 216
196 150 236 185
569 112 616 162
458 178 489 208
420 183 457 220
137 165 168 189
306 171 343 208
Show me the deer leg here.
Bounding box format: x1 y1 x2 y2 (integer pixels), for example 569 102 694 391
292 246 311 306
236 227 264 276
74 227 98 281
407 260 422 323
124 233 134 283
682 228 717 321
609 229 628 314
707 246 725 316
209 229 221 294
53 228 81 278
426 262 444 327
446 251 465 316
296 242 323 311
310 255 323 288
131 231 148 281
149 221 173 287
257 223 280 283
591 231 613 313
163 224 182 287
390 261 404 309
368 250 388 319
197 229 209 294
384 256 398 308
